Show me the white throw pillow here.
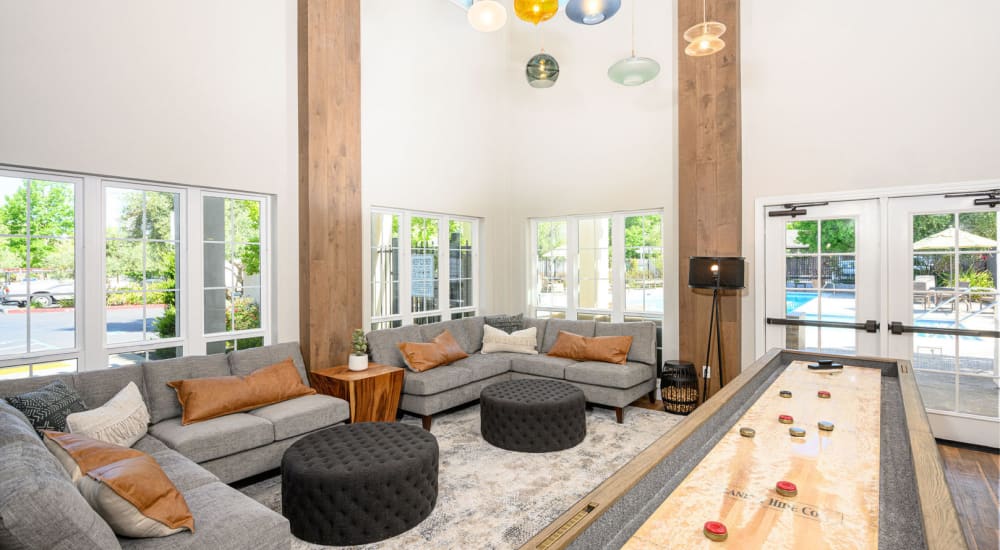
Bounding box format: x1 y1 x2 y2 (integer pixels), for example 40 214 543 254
66 381 150 447
481 325 538 355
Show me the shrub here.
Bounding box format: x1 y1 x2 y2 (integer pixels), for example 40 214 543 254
155 305 177 339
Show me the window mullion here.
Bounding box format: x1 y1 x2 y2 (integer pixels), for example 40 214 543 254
187 191 204 355
82 176 105 371
567 218 578 320
612 214 626 322
438 217 449 318
400 212 413 325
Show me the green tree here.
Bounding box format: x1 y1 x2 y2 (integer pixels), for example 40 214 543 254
226 199 260 291
0 180 75 270
788 219 855 252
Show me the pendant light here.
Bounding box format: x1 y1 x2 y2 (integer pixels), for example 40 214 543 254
526 51 560 88
683 0 726 57
514 0 559 25
566 0 621 25
468 0 507 32
607 0 660 86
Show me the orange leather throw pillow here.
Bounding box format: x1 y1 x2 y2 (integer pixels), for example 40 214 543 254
547 330 633 365
43 431 195 538
167 357 315 425
397 330 469 372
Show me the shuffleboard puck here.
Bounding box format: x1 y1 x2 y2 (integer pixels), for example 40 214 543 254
818 390 832 399
703 521 728 542
808 359 843 370
789 426 806 437
779 390 793 398
776 481 798 497
778 414 794 424
818 420 835 432
739 427 756 438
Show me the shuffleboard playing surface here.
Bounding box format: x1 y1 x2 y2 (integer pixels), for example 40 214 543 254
622 361 882 549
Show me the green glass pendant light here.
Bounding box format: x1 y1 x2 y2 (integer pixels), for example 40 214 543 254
608 0 660 86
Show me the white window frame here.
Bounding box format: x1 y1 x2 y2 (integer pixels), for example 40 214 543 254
0 164 275 376
0 167 84 372
529 209 665 324
367 207 480 329
199 190 272 354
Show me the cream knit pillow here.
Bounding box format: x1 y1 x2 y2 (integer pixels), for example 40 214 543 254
481 325 538 355
66 382 150 447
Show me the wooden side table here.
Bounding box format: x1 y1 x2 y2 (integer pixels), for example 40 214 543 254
309 363 404 423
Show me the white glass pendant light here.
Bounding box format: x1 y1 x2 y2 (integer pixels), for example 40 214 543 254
607 0 660 86
468 0 508 33
683 0 726 56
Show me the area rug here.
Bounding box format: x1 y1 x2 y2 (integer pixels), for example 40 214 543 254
237 404 682 549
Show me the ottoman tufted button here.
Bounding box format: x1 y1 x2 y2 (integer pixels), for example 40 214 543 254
281 423 439 546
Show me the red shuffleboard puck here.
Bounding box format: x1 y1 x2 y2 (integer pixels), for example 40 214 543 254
703 521 728 542
778 414 794 424
776 480 798 497
818 390 832 399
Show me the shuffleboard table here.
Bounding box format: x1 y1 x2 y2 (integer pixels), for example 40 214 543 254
523 349 968 550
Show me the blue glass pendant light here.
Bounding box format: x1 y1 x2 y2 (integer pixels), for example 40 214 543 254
565 0 621 25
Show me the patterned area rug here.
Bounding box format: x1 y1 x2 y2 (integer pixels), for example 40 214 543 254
237 404 683 549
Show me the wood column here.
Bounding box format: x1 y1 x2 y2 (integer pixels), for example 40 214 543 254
677 0 742 398
298 0 362 370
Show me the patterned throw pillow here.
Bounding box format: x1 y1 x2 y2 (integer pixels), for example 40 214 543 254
484 313 524 334
5 380 87 436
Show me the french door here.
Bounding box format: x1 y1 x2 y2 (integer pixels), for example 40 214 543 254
764 200 881 357
887 194 1000 447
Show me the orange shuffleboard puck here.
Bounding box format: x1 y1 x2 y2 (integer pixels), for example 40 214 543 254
776 480 798 497
778 414 794 424
703 521 728 542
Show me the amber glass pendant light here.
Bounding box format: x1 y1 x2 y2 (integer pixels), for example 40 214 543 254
683 0 726 57
514 0 559 25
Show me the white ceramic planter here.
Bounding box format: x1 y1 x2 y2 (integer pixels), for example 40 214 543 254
348 354 369 371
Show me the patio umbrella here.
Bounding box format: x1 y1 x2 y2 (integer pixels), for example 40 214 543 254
913 227 997 250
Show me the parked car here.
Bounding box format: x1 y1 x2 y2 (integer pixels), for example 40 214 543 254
0 280 74 307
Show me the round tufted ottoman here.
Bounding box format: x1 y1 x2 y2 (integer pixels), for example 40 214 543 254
281 422 439 546
480 378 587 452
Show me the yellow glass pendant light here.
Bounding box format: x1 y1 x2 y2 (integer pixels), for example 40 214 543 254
683 0 726 57
514 0 559 25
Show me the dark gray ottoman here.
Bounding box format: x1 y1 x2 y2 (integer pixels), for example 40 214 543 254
480 379 587 452
281 423 438 546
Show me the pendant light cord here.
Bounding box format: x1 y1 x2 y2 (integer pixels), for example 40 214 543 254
631 0 636 56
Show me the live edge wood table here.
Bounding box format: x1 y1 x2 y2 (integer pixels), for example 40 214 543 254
524 349 968 550
308 363 404 423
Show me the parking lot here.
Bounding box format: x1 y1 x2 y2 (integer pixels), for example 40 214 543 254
0 304 167 355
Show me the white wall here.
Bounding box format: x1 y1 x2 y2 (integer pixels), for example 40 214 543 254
360 0 512 316
740 0 1000 363
504 0 678 358
0 1 299 342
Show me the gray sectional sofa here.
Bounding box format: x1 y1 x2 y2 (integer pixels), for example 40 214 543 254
367 316 658 428
0 342 350 550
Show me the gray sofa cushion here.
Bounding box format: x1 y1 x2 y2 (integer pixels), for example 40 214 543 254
249 394 350 440
0 401 121 550
595 321 657 365
510 356 576 379
367 324 424 368
563 361 655 389
149 448 220 494
541 319 597 352
143 354 231 424
0 373 77 400
450 353 513 382
419 317 485 355
403 365 476 396
118 481 289 550
523 318 547 350
73 364 147 409
148 413 274 463
131 434 171 455
228 342 308 385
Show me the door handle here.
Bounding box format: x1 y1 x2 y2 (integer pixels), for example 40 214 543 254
766 318 880 333
888 321 1000 339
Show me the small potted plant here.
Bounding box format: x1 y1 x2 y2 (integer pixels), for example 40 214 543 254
348 328 369 371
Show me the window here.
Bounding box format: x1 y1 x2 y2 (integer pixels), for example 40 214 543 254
0 172 79 371
203 195 265 354
369 209 479 330
0 165 272 379
531 210 664 326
